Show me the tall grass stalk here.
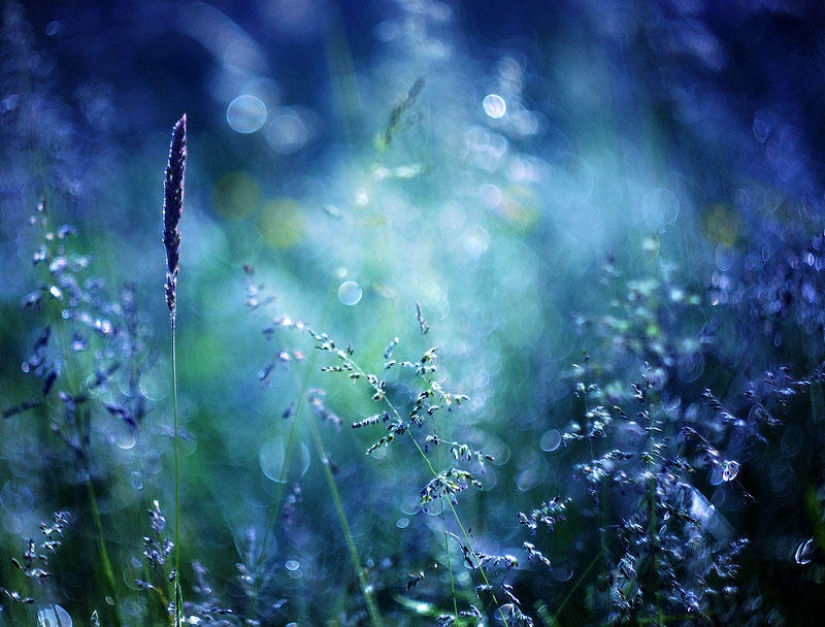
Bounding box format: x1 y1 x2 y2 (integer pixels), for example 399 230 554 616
163 114 187 627
305 400 383 627
253 281 383 627
85 476 123 626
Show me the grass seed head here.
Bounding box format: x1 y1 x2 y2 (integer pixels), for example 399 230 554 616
163 114 187 318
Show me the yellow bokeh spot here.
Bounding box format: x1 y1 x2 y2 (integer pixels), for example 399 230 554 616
259 199 306 249
702 203 739 247
498 185 540 233
361 214 387 228
212 171 260 219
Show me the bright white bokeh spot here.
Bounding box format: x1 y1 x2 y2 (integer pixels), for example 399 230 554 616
227 94 267 133
259 436 309 483
338 280 362 306
483 93 507 119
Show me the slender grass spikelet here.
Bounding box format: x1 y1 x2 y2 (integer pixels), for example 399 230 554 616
163 114 187 320
162 114 187 627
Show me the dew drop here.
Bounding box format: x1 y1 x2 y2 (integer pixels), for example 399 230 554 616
338 280 362 306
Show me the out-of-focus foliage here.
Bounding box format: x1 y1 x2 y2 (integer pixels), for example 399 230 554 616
3 0 825 625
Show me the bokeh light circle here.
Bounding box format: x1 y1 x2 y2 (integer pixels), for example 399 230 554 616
227 94 267 133
213 171 260 219
259 199 306 248
483 94 506 119
265 108 310 154
642 187 680 232
338 281 363 306
259 436 310 483
540 429 562 452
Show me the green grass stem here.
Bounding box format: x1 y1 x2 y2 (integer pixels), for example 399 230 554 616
170 316 182 627
255 287 384 627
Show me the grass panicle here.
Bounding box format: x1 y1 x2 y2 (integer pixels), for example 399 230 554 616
163 114 187 627
163 114 187 321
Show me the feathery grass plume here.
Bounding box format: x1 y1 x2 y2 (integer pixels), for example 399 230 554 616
163 114 187 320
163 114 187 627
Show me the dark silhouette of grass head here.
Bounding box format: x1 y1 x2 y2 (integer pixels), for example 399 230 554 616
163 114 187 319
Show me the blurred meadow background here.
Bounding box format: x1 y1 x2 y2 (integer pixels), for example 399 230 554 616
3 1 825 625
